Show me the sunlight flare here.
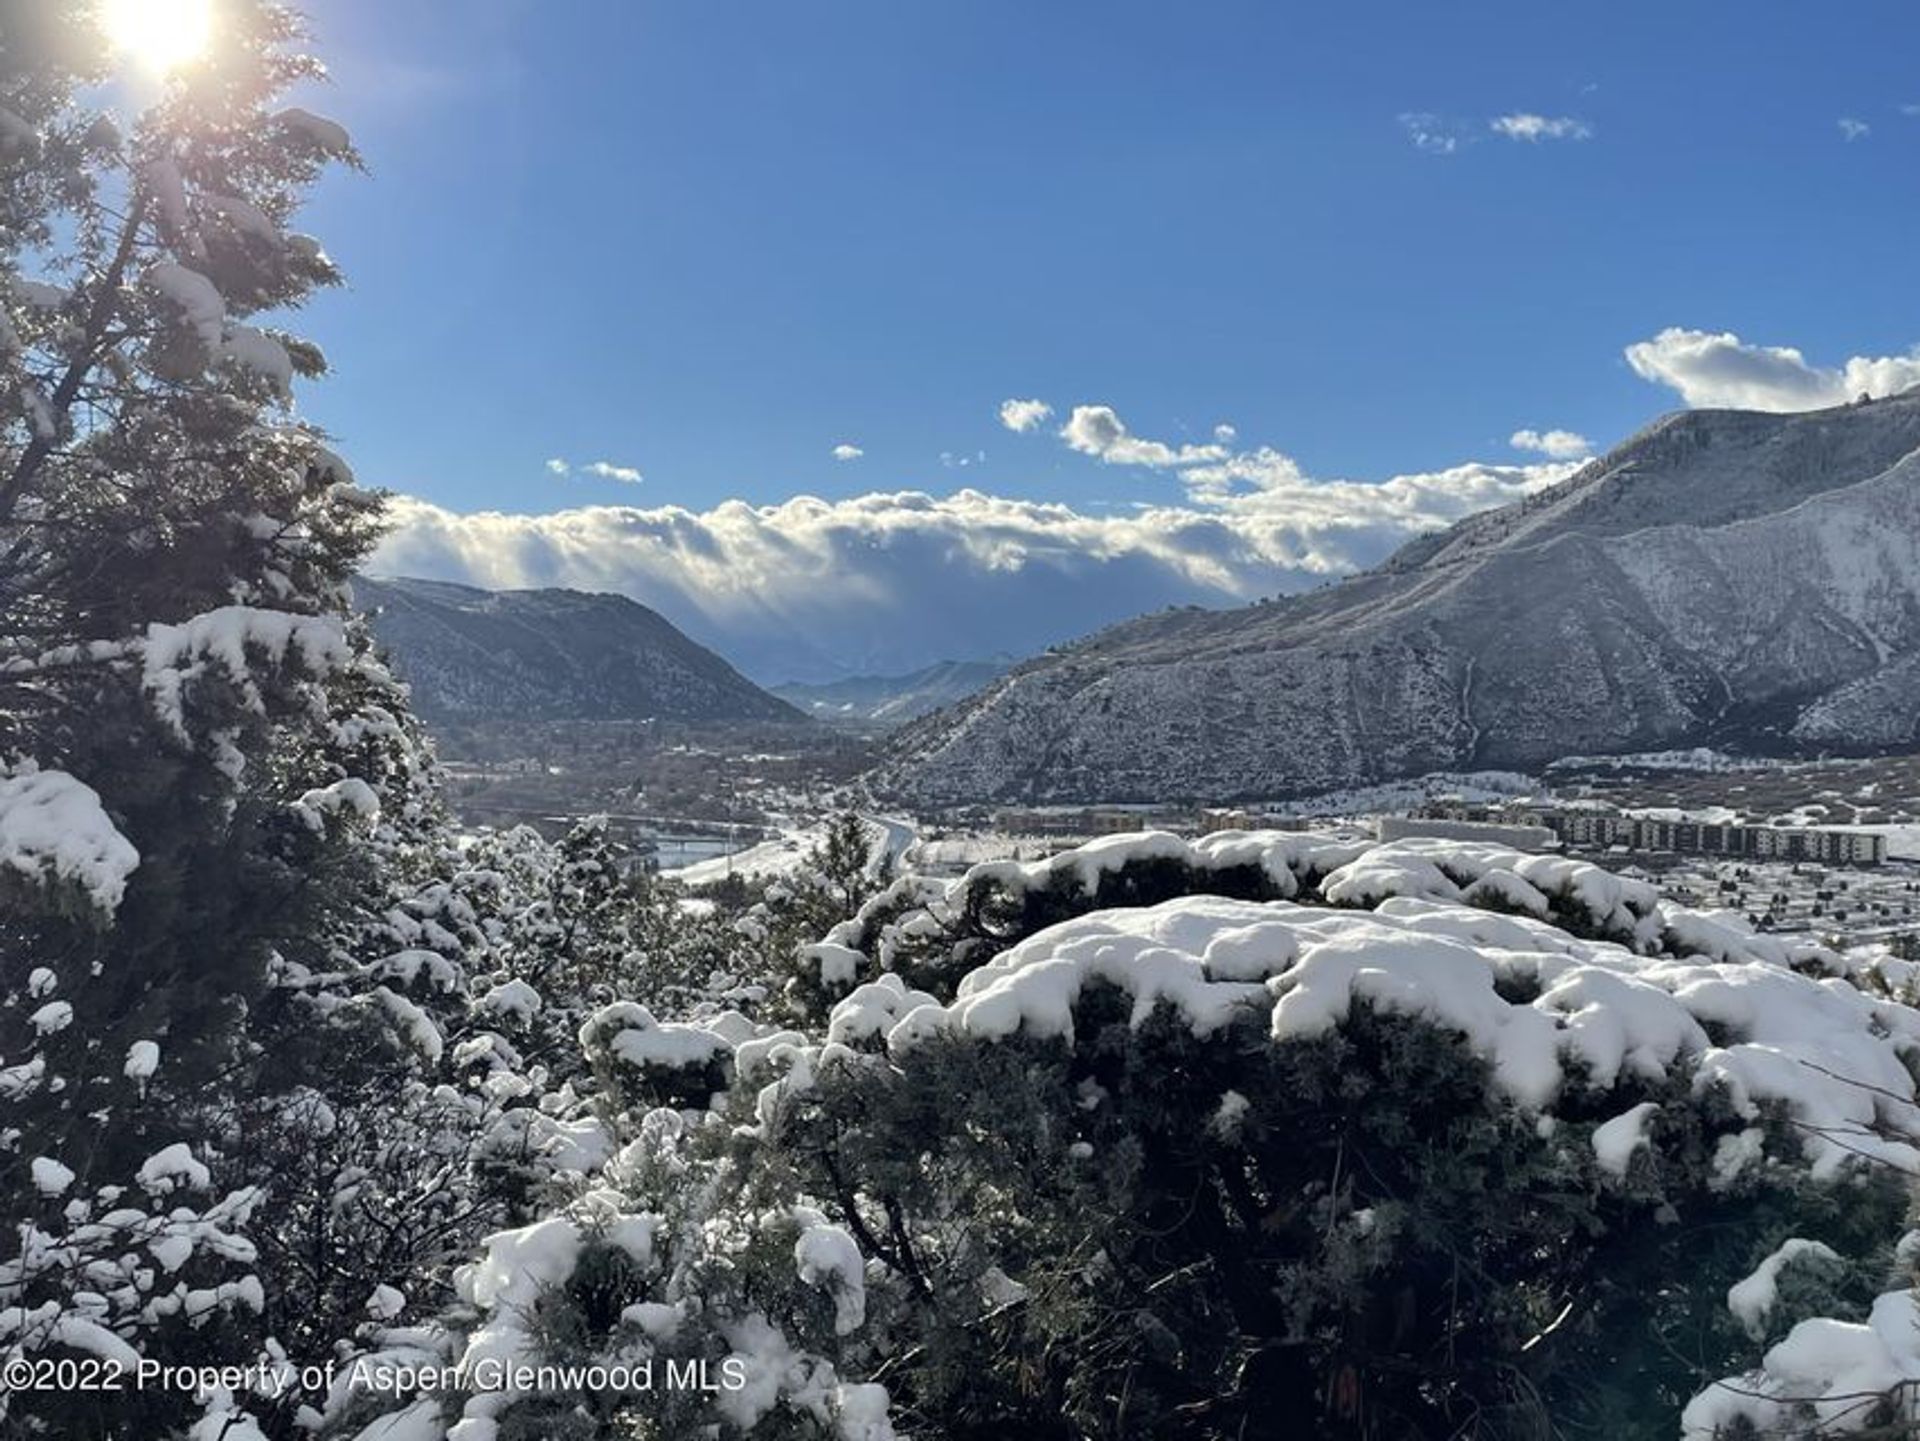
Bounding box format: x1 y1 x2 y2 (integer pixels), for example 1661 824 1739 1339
99 0 213 73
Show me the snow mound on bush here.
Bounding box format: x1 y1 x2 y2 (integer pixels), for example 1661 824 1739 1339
956 828 1370 906
1686 1285 1920 1436
0 764 140 913
885 867 1920 1180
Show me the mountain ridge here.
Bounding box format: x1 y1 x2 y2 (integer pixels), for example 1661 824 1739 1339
354 575 802 726
880 393 1920 805
771 659 1013 726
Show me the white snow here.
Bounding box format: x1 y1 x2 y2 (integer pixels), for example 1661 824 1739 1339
1550 748 1769 774
18 381 54 440
827 974 941 1048
581 1002 732 1076
291 776 380 832
874 837 1920 1180
202 193 279 243
793 1210 867 1335
149 1234 195 1273
370 949 461 993
0 765 138 913
141 606 350 739
371 988 444 1064
124 1040 160 1081
142 159 192 248
136 1143 212 1195
479 978 542 1021
1590 1102 1659 1176
804 942 863 990
221 325 293 396
1685 1288 1920 1436
1209 1089 1251 1140
942 830 1369 919
833 1382 897 1441
462 1219 579 1314
452 1216 582 1405
146 261 225 349
274 107 353 155
1727 1238 1841 1340
713 1311 893 1438
366 1284 406 1320
43 1317 140 1368
28 1157 74 1195
621 1300 680 1339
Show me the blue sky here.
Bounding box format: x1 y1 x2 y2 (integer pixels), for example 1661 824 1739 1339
300 0 1917 511
284 0 1920 677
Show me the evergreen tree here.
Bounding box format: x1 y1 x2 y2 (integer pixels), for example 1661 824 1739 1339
0 4 420 1433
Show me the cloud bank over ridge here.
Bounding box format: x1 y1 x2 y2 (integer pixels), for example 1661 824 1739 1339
373 451 1569 683
373 326 1920 682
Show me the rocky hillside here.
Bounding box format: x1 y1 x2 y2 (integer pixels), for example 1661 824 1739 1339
772 659 1010 727
881 392 1920 804
354 577 802 725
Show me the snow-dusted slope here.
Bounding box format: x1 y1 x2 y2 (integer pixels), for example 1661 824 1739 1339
354 576 801 726
883 393 1920 804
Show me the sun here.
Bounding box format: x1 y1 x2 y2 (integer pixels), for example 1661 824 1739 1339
99 0 213 74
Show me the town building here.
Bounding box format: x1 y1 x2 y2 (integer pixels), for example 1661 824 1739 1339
1420 801 1886 866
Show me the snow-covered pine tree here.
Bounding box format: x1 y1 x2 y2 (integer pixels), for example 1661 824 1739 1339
0 4 429 1432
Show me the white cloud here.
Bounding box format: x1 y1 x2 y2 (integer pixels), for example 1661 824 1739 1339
584 460 643 484
1399 112 1463 155
547 457 643 484
1625 327 1920 412
1839 117 1871 142
1490 113 1593 142
831 443 864 461
381 324 1920 686
1059 404 1230 469
379 411 1571 681
999 398 1053 433
1049 403 1565 515
1509 427 1593 460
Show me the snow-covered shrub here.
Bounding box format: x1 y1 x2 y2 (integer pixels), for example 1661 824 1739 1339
706 814 898 1028
580 1001 735 1112
358 831 1920 1441
0 1144 272 1435
1684 1271 1920 1437
327 1096 905 1441
765 879 1917 1438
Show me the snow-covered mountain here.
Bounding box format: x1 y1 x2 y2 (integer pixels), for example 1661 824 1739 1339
881 392 1920 805
771 660 1012 727
354 576 801 725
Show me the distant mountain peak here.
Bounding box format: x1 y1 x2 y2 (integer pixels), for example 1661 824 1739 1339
355 575 801 726
881 395 1920 805
771 658 1013 727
